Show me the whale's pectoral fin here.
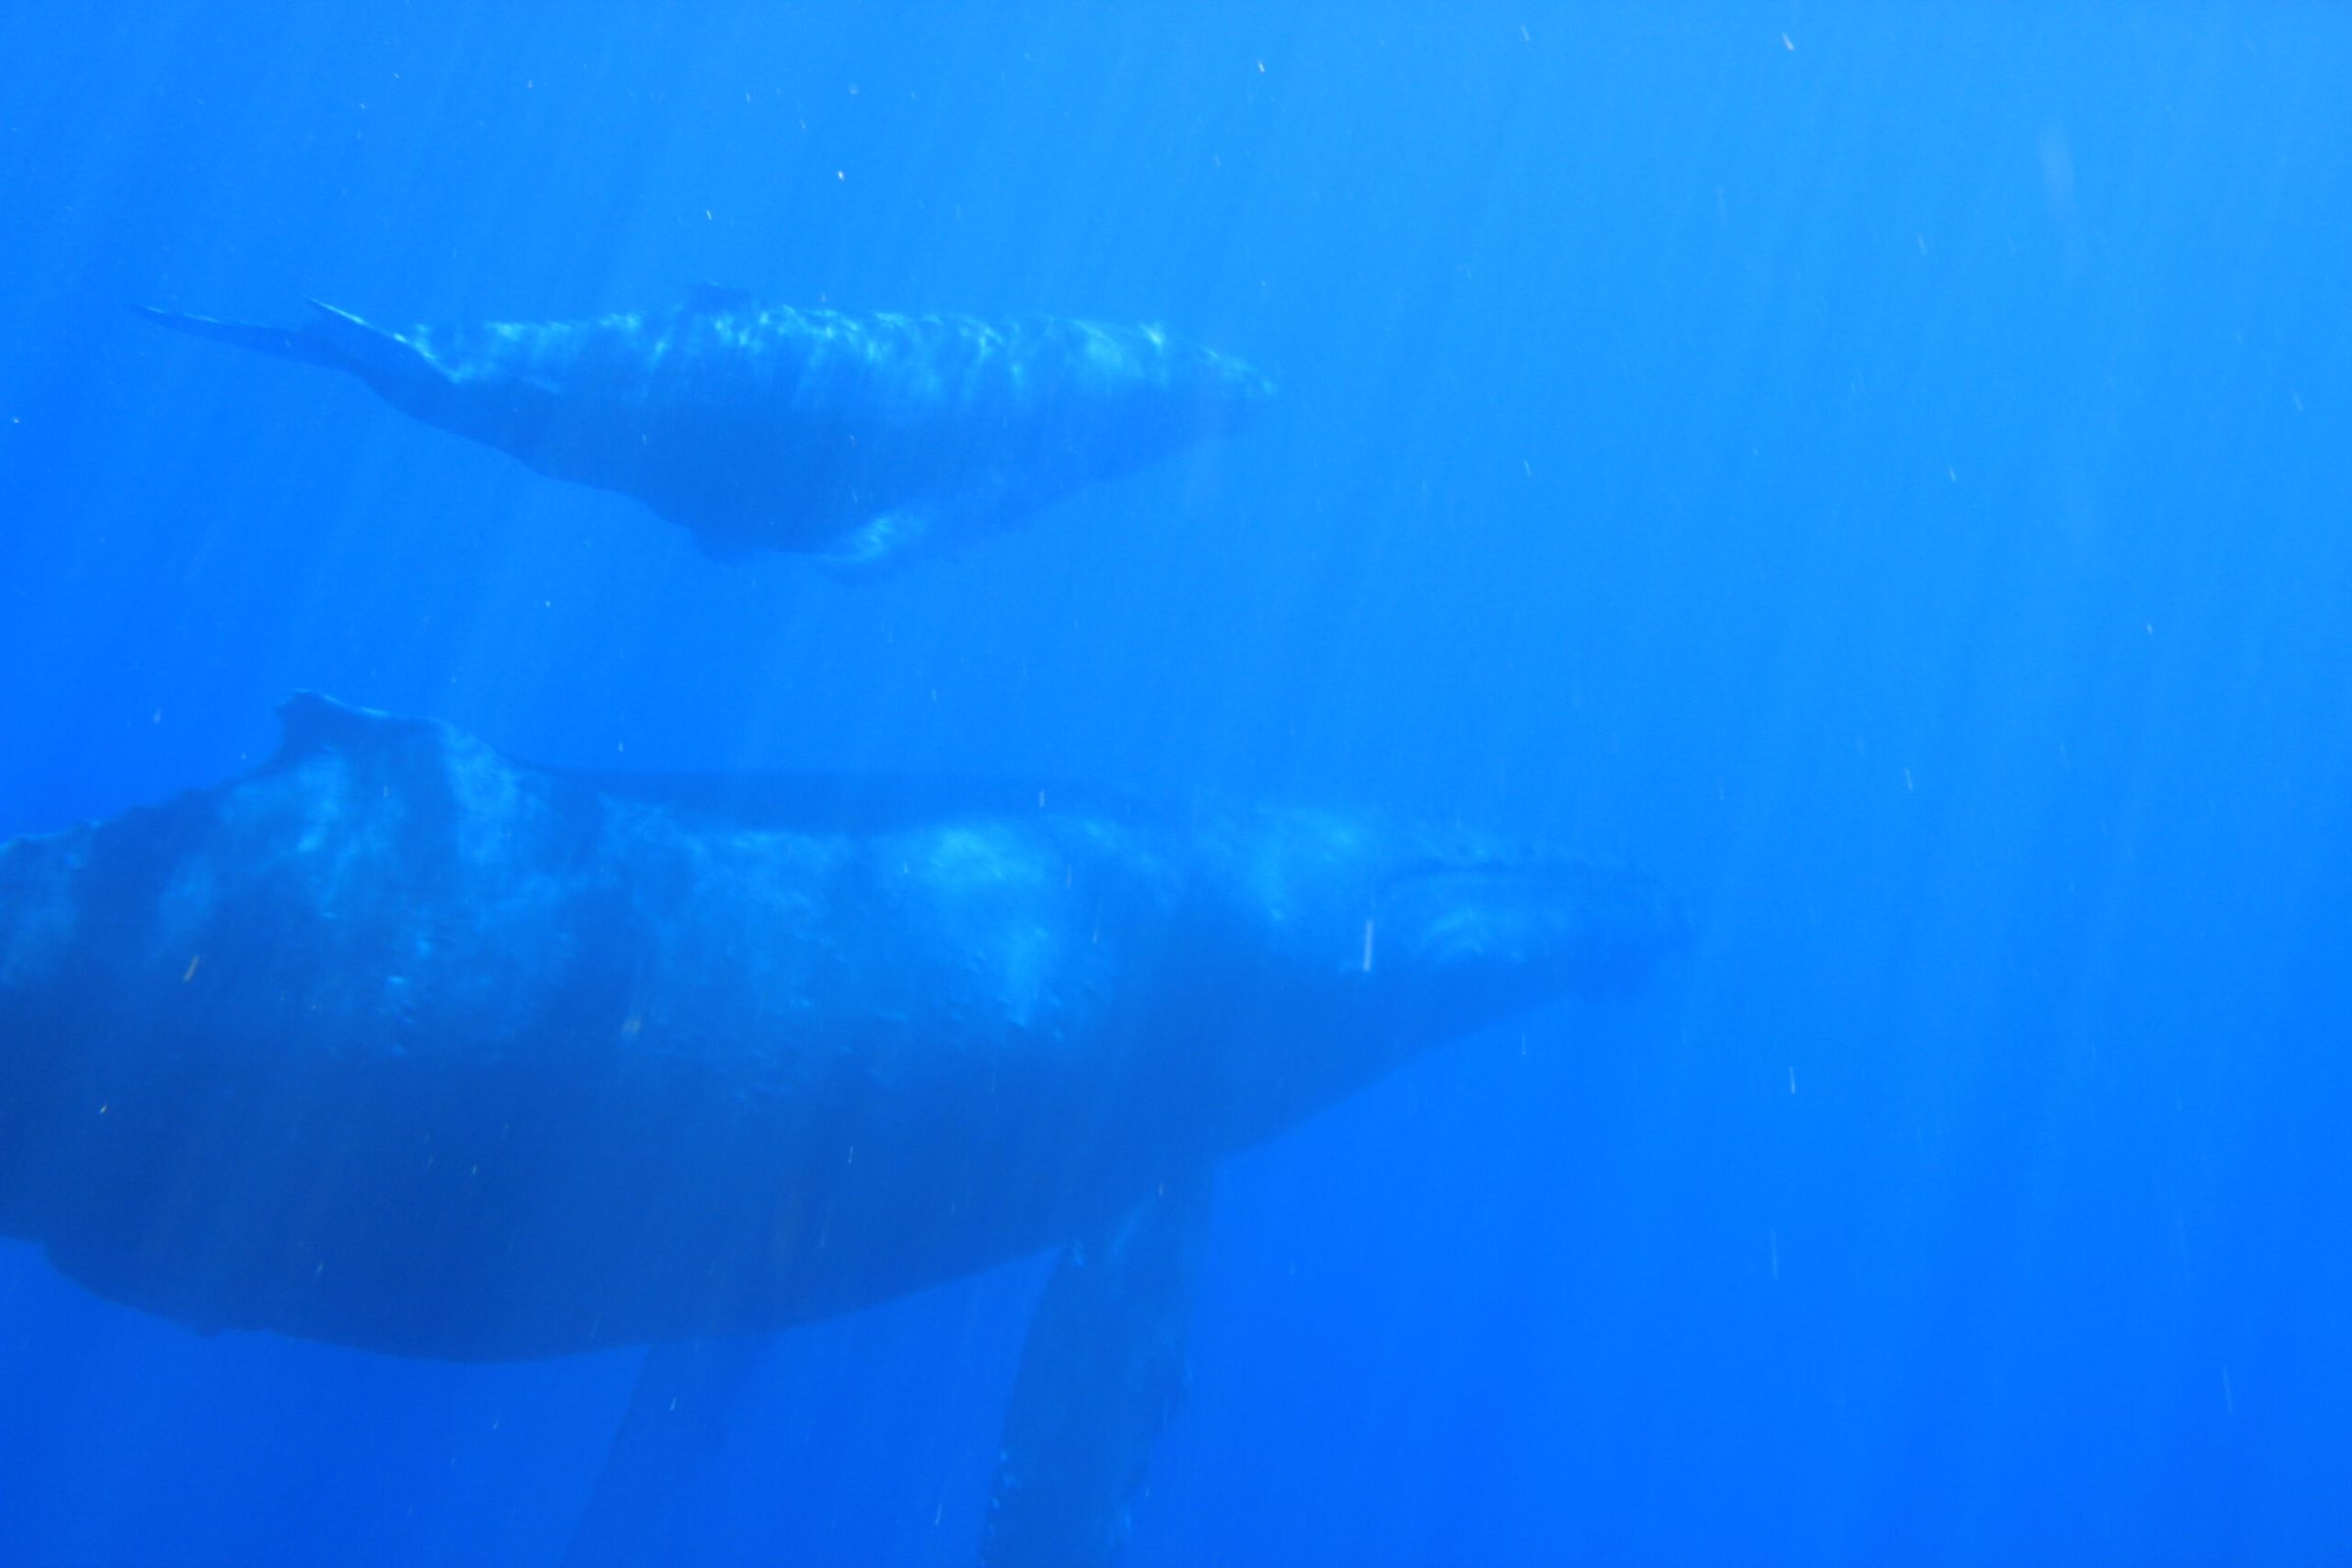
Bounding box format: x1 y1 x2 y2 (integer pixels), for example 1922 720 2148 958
814 508 939 576
563 1335 766 1568
983 1170 1214 1568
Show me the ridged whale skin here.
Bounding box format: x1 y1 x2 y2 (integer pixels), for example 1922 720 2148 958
139 288 1275 569
0 695 1682 1362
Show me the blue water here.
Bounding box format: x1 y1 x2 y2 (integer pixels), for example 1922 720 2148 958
3 4 2348 1563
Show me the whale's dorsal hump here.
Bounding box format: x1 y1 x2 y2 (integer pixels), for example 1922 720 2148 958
270 692 437 766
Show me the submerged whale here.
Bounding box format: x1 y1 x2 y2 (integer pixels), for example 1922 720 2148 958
138 289 1273 568
0 698 1683 1563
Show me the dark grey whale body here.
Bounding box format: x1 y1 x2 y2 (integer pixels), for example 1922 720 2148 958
138 290 1274 569
0 698 1682 1561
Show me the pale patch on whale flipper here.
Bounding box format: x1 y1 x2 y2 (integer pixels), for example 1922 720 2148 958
813 507 940 575
985 1170 1213 1568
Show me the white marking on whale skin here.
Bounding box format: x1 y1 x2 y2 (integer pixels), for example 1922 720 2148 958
911 826 1069 1031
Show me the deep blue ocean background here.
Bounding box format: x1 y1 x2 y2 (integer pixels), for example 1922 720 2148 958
3 4 2349 1563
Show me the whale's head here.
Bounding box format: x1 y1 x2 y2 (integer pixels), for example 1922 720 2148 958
1177 808 1688 1140
1369 850 1689 1013
1052 321 1274 458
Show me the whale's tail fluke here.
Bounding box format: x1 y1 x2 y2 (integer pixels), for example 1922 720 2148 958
134 303 346 371
137 300 442 402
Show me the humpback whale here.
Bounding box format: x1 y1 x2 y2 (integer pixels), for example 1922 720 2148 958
137 290 1274 569
0 698 1683 1563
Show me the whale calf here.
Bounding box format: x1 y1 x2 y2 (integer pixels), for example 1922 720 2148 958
0 698 1683 1562
138 289 1274 569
